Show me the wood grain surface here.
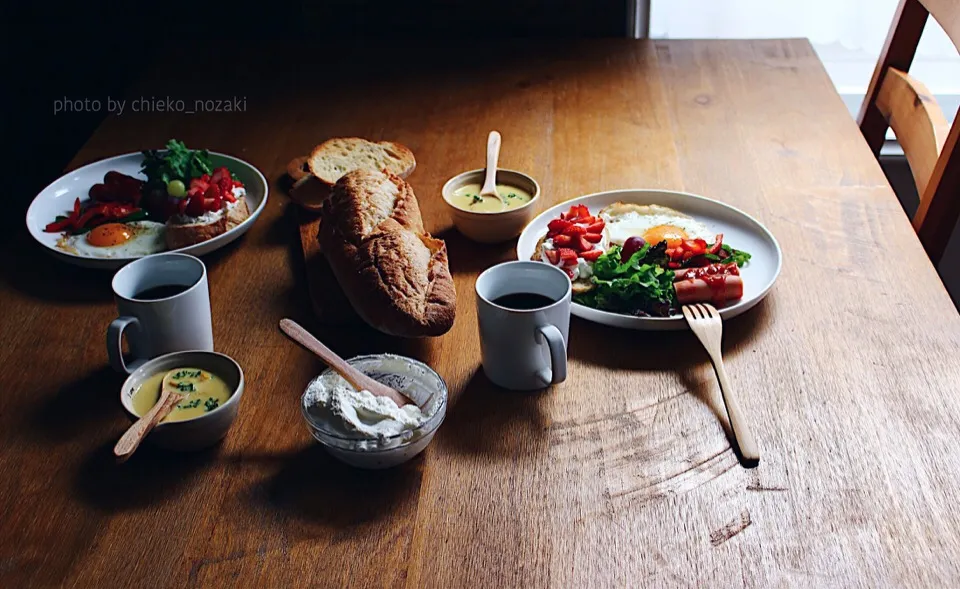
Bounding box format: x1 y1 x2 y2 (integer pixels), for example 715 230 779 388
2 40 960 588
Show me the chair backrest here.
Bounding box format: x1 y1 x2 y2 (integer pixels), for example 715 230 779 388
858 0 960 265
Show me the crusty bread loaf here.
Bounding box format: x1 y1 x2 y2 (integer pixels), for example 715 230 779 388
319 169 456 337
308 138 416 187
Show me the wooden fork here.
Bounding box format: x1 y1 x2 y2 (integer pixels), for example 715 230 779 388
682 303 760 463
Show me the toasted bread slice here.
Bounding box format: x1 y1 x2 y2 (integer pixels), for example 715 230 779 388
165 214 228 250
225 196 250 228
307 138 415 187
531 234 595 294
286 156 311 182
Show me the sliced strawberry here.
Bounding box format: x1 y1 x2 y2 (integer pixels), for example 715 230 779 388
553 234 574 246
574 204 590 219
583 232 602 243
544 249 560 264
585 221 605 233
581 249 603 261
579 215 597 225
205 184 222 210
563 224 587 237
558 248 578 264
577 236 593 252
548 218 572 235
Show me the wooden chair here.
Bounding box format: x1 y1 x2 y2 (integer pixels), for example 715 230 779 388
858 0 960 265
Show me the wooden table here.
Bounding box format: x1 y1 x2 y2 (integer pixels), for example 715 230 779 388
3 39 960 588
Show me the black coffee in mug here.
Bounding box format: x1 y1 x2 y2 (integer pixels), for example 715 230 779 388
492 292 556 310
133 284 192 301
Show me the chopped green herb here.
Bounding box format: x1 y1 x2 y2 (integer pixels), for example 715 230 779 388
177 399 202 410
172 369 203 379
507 193 517 199
174 382 196 393
204 397 220 412
470 194 483 205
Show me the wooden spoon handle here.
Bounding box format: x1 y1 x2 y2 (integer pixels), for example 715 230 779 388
480 130 501 196
114 392 181 462
279 318 394 395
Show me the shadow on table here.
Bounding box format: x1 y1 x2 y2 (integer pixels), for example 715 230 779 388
73 439 219 512
566 301 774 468
3 231 246 304
249 444 422 528
25 365 126 444
435 227 519 278
436 368 550 458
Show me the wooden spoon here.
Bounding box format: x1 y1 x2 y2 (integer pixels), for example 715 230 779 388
114 371 185 463
479 130 506 206
279 318 415 407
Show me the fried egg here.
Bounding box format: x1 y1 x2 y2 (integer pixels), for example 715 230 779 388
599 203 711 246
56 221 166 258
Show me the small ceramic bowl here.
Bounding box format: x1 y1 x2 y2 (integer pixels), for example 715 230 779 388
442 169 541 243
119 350 245 451
301 354 447 469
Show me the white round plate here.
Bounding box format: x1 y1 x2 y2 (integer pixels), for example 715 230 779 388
516 189 782 331
25 151 269 270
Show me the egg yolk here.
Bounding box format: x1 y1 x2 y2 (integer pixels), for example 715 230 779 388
87 223 134 247
642 225 688 247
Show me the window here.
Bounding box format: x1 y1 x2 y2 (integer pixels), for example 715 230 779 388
648 0 960 129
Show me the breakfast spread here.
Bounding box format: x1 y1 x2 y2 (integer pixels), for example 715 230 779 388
448 183 534 212
43 139 250 258
132 367 232 422
318 169 457 337
532 203 752 316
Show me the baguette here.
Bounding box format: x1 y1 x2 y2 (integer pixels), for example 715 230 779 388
308 138 415 187
319 169 456 337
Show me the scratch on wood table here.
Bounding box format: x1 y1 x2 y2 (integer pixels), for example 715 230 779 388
711 510 753 546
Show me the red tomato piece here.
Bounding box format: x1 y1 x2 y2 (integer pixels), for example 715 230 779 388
665 247 678 259
583 232 602 243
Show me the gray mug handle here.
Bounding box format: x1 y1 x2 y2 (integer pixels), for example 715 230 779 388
535 324 567 386
108 316 141 373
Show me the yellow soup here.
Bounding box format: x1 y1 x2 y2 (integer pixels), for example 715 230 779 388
132 367 232 422
449 183 533 213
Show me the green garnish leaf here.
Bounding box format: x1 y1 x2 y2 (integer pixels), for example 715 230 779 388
574 243 676 317
204 397 220 412
141 139 214 188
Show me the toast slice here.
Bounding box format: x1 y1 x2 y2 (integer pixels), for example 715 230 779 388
286 156 311 182
225 196 250 228
307 138 415 187
166 214 229 250
165 196 249 249
531 234 595 294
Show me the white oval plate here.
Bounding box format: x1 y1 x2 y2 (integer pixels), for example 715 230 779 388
25 151 269 270
516 189 782 331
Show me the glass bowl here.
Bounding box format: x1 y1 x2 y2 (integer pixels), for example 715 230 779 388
300 354 447 469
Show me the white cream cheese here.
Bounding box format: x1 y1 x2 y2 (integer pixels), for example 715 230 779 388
304 380 427 441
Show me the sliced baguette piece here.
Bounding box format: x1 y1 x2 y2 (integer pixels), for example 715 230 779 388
165 214 228 250
225 196 250 229
531 234 595 294
319 169 455 337
307 138 415 187
286 156 311 182
289 175 331 212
